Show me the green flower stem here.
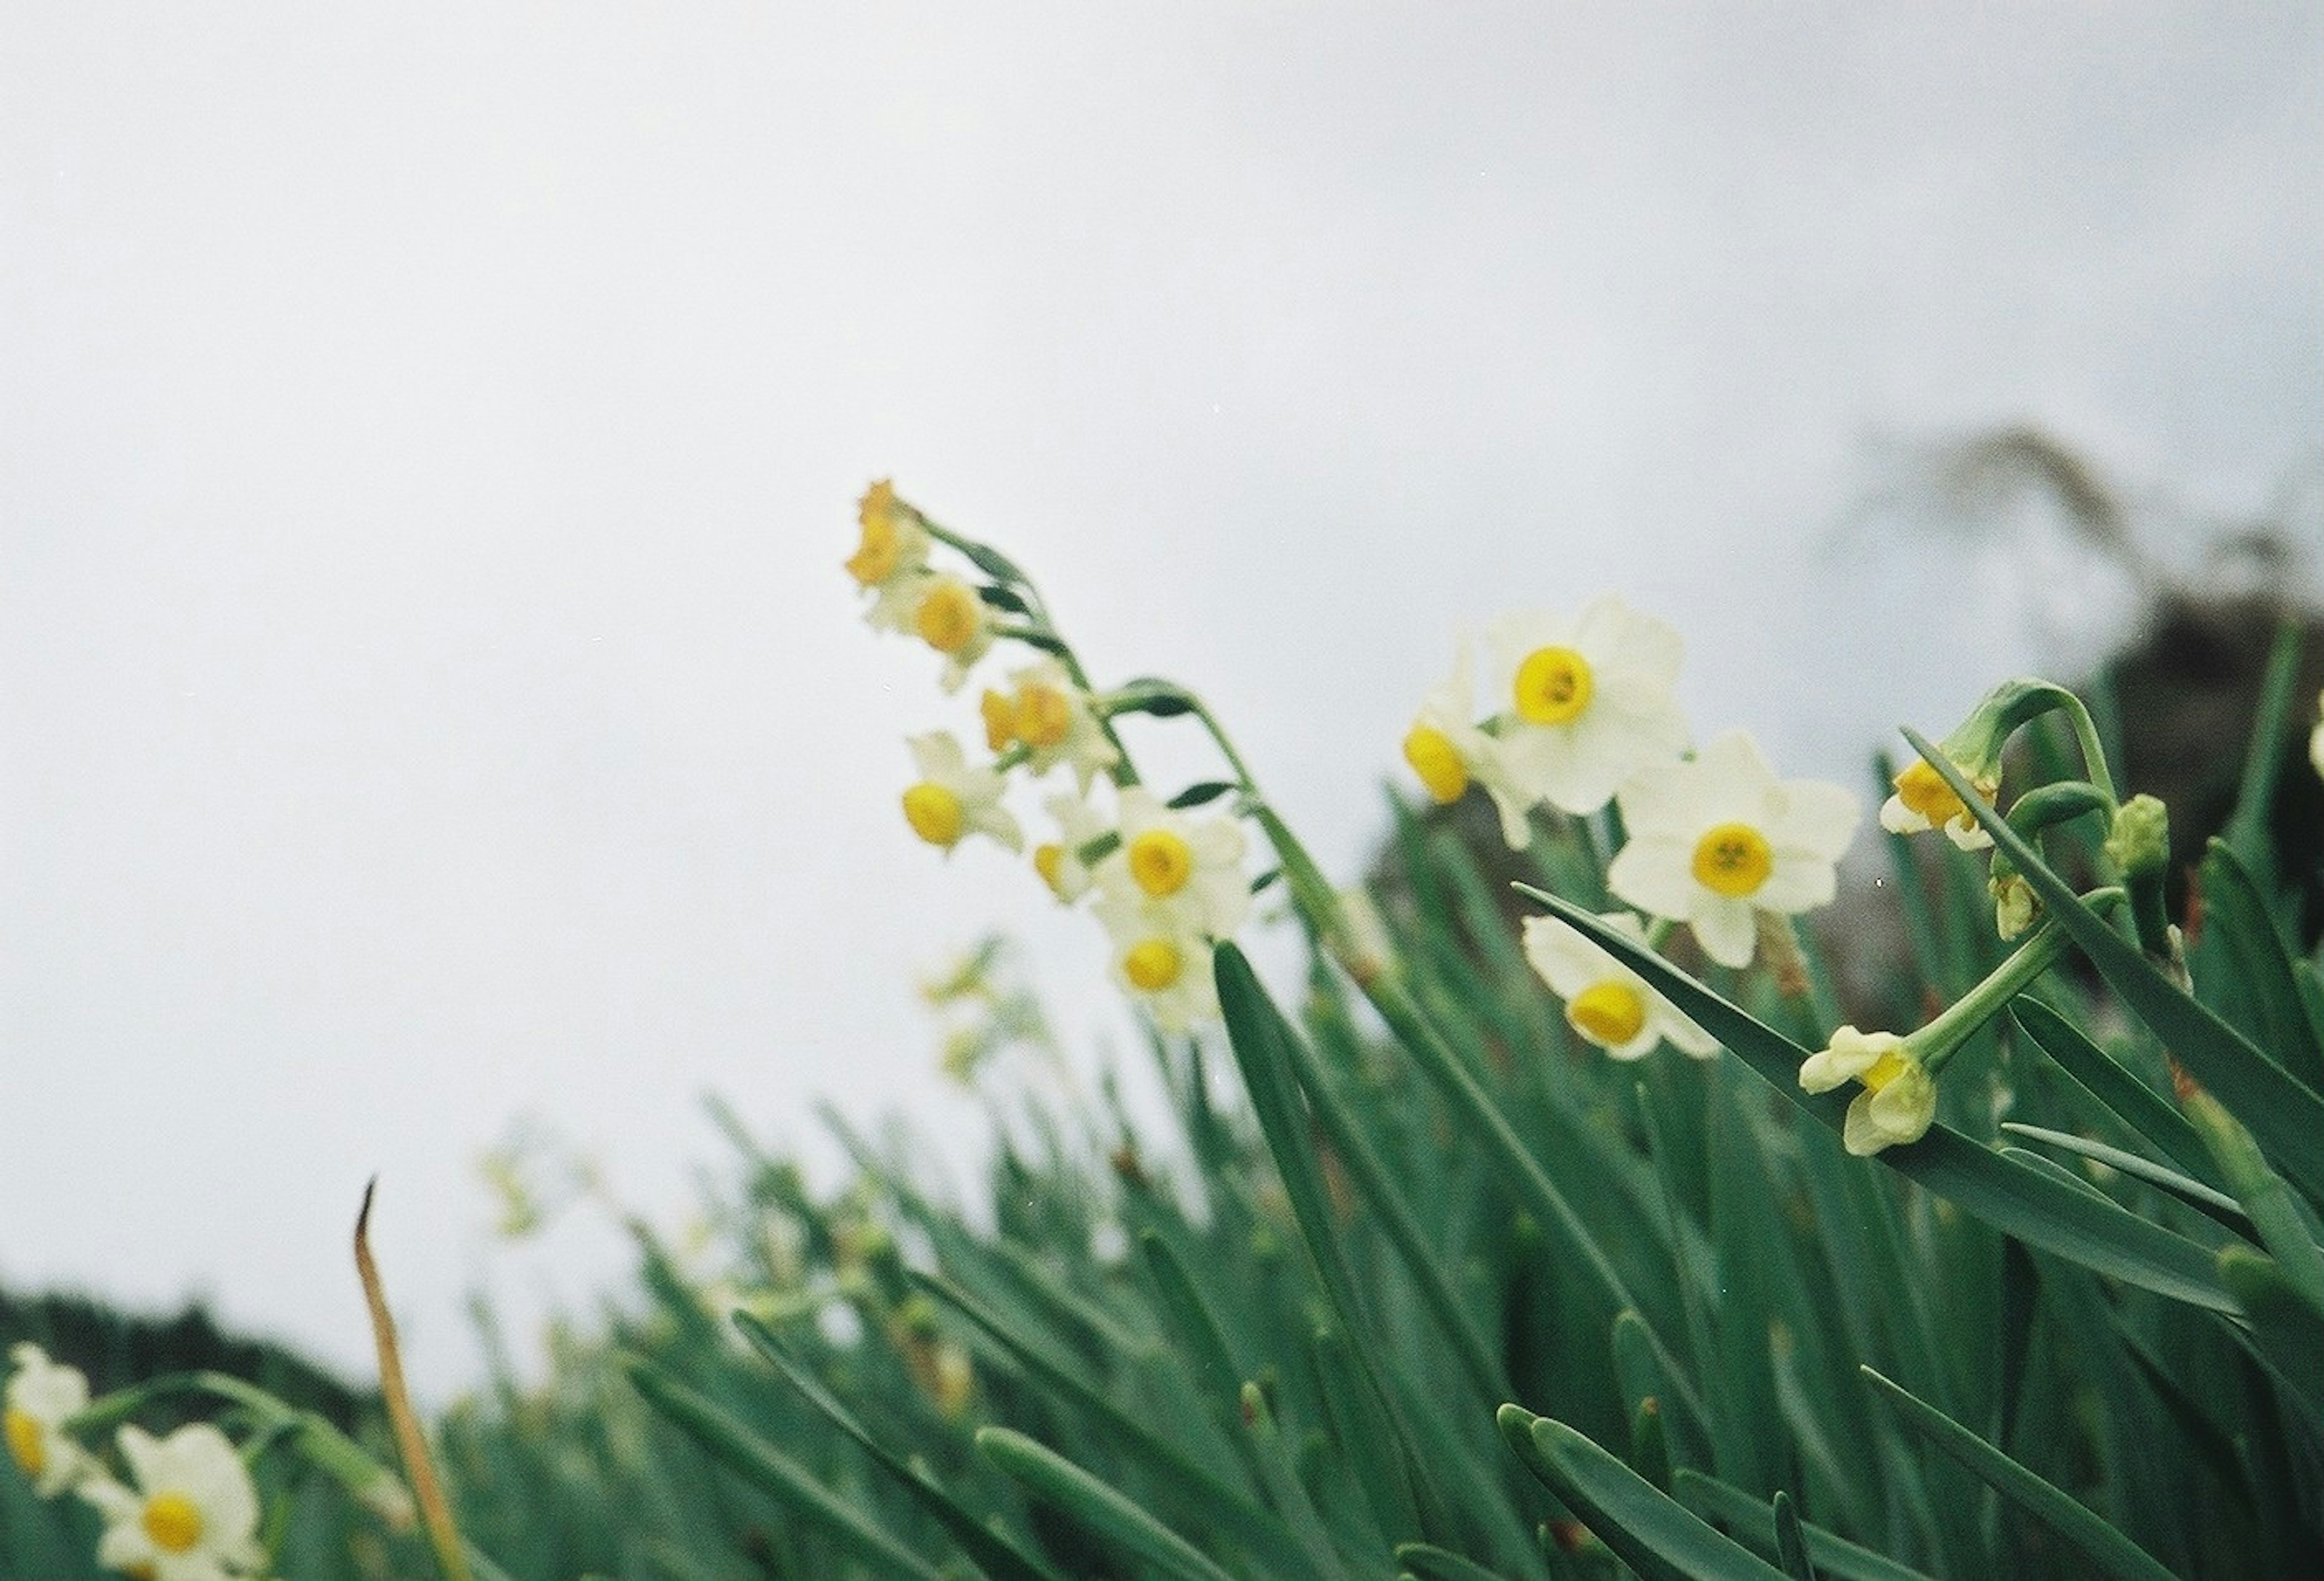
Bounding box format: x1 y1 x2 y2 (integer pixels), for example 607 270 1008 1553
1911 892 2120 1078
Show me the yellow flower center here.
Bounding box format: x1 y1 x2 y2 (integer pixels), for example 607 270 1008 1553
1691 822 1773 897
1127 829 1194 897
142 1491 205 1553
1513 646 1594 725
902 782 964 847
1014 683 1074 749
1567 980 1647 1049
913 581 981 655
845 516 901 586
1402 724 1469 804
5 1408 45 1478
1124 938 1184 992
1891 759 1968 827
1033 843 1067 897
1860 1050 1911 1093
979 689 1017 753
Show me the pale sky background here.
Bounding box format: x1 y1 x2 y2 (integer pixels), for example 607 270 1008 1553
5 5 2319 1399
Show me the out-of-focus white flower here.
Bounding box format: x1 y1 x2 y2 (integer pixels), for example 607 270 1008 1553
904 574 997 692
82 1422 264 1581
1521 912 1719 1061
981 658 1119 794
1799 1025 1937 1156
5 1343 93 1498
1092 787 1250 939
1402 643 1550 848
1485 595 1690 816
1032 792 1111 904
1606 730 1860 969
847 480 936 635
2309 688 2322 782
900 732 1022 855
1092 895 1218 1032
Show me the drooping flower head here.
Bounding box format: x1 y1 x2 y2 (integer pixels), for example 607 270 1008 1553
81 1422 264 1581
1799 1025 1937 1156
1402 641 1549 849
1485 595 1690 816
1521 912 1719 1061
849 480 938 637
5 1343 93 1498
1607 730 1860 969
981 658 1120 794
1092 787 1250 940
899 732 1022 856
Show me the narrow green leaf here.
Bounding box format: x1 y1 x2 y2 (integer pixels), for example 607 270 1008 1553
1673 1471 1940 1581
1518 890 2239 1314
2007 1000 2224 1191
954 537 1032 587
1494 1406 1791 1581
730 1312 1066 1581
1167 779 1239 809
913 1272 1315 1573
2216 1247 2324 1430
1772 1491 1817 1581
1998 1122 2251 1232
1134 1229 1249 1421
1395 1541 1520 1581
1903 725 2324 1208
1859 1366 2182 1581
2194 839 2324 1089
624 1360 949 1581
2181 1089 2324 1318
976 1426 1238 1581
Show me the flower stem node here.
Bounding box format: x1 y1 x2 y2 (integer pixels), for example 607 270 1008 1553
1799 1026 1937 1156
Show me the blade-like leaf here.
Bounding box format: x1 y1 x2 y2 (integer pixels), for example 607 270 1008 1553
976 1426 1238 1581
1495 1406 1791 1581
1673 1471 1940 1581
1859 1367 2181 1581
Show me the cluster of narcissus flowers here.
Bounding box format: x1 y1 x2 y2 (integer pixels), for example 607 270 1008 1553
851 482 1248 1032
1408 595 1864 1065
5 1345 267 1581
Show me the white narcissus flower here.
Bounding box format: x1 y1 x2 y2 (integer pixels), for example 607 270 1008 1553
899 733 1022 856
904 574 996 692
1485 595 1690 816
5 1343 94 1498
1402 642 1549 849
1092 787 1250 940
1032 792 1111 904
1607 730 1860 970
81 1423 264 1581
847 480 936 635
1521 912 1719 1061
1092 895 1218 1032
1879 753 2000 851
980 658 1120 794
1799 1024 1936 1156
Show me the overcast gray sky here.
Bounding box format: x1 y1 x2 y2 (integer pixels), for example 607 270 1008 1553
5 5 2319 1398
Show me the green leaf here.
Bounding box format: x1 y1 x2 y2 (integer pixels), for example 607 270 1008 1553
1772 1491 1817 1581
624 1360 950 1581
1395 1541 1520 1581
1998 1123 2250 1230
729 1312 1066 1581
2193 839 2324 1090
2216 1247 2324 1430
2007 1000 2224 1192
1859 1367 2182 1581
1166 779 1239 809
1109 678 1196 717
1495 1406 1791 1581
976 1426 1238 1581
1518 890 2239 1315
913 1272 1315 1573
977 582 1031 615
955 537 1032 587
1902 725 2324 1209
1673 1471 1940 1581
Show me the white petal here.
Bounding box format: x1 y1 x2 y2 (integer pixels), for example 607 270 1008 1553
1842 1092 1894 1156
1690 899 1758 969
1605 839 1700 922
1771 779 1861 859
